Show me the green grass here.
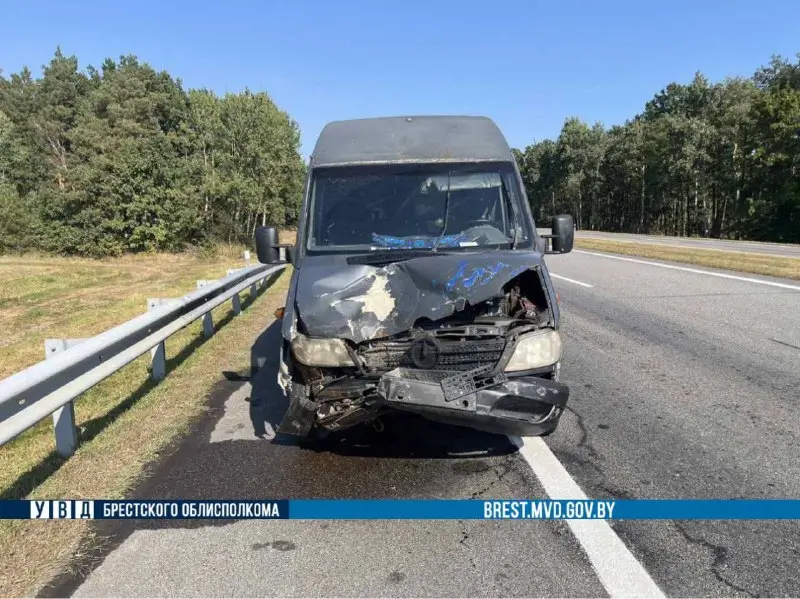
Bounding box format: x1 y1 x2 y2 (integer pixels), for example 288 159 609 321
0 247 258 380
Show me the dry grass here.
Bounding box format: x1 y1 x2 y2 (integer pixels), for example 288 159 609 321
0 245 258 498
0 245 254 380
574 238 800 281
0 267 291 597
278 228 297 244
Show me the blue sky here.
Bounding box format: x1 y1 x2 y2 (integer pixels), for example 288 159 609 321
2 0 798 156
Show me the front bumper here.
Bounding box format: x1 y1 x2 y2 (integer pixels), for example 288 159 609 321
376 366 569 436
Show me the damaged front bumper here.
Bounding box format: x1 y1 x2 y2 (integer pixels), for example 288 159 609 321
376 365 569 436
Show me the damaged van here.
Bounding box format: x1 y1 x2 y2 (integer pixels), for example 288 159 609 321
255 115 574 439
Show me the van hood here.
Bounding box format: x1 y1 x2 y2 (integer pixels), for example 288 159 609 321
292 251 546 343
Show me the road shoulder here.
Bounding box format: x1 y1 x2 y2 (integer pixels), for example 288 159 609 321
0 271 290 598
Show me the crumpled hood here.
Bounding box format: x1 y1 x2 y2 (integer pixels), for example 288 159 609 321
293 251 546 343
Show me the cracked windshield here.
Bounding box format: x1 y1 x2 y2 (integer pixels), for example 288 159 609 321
308 166 530 250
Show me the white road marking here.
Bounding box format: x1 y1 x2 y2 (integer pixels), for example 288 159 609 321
550 273 594 288
575 249 800 291
509 435 665 598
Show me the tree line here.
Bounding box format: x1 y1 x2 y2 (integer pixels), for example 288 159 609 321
513 54 800 242
3 49 797 253
0 49 306 256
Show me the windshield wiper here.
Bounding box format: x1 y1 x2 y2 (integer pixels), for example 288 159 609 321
347 249 452 266
501 178 520 250
431 169 452 252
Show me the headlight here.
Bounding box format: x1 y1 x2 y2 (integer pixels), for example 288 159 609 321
504 329 562 372
291 333 354 367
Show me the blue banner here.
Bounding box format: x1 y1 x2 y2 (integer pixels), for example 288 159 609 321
291 499 800 520
3 499 800 520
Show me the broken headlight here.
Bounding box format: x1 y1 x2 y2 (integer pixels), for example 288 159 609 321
291 333 354 367
504 329 562 372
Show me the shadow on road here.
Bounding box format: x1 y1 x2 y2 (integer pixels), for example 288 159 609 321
38 319 529 598
81 319 521 508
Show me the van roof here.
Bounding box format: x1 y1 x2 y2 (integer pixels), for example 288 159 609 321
310 115 514 167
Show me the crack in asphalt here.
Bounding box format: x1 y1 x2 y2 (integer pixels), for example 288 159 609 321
567 405 604 464
457 521 477 569
566 394 764 596
769 337 800 351
552 405 608 480
597 482 635 500
469 462 513 499
674 523 757 597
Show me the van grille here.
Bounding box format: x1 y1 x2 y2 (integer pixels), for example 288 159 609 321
358 337 505 372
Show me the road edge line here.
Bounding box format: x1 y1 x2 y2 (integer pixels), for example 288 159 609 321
550 273 594 288
509 435 665 598
574 249 800 291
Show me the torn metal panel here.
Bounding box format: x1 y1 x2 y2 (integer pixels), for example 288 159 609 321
335 272 394 322
377 368 478 412
277 348 292 395
376 366 570 432
293 250 546 343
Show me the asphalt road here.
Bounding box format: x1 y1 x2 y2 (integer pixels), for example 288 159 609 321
61 248 800 598
576 230 800 258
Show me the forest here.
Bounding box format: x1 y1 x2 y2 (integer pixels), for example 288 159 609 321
513 54 800 243
0 49 306 256
1 49 798 256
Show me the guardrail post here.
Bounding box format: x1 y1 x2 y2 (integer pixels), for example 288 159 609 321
226 269 244 319
196 280 216 338
223 270 243 314
232 292 242 315
147 299 171 381
44 338 87 457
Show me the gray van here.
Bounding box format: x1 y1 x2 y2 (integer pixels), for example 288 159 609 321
255 115 574 439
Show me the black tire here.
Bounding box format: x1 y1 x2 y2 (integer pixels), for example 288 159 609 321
296 425 331 447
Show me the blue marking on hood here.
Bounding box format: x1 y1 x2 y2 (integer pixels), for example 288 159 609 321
444 261 468 291
509 264 529 278
462 262 508 289
445 260 519 292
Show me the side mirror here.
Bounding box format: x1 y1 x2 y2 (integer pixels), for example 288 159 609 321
255 225 297 265
544 214 574 254
255 226 280 264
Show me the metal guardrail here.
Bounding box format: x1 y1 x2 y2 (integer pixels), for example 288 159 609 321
0 258 288 458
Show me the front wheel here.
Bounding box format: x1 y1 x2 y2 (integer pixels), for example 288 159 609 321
295 425 333 447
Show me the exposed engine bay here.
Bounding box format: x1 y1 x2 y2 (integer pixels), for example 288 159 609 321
277 265 568 438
